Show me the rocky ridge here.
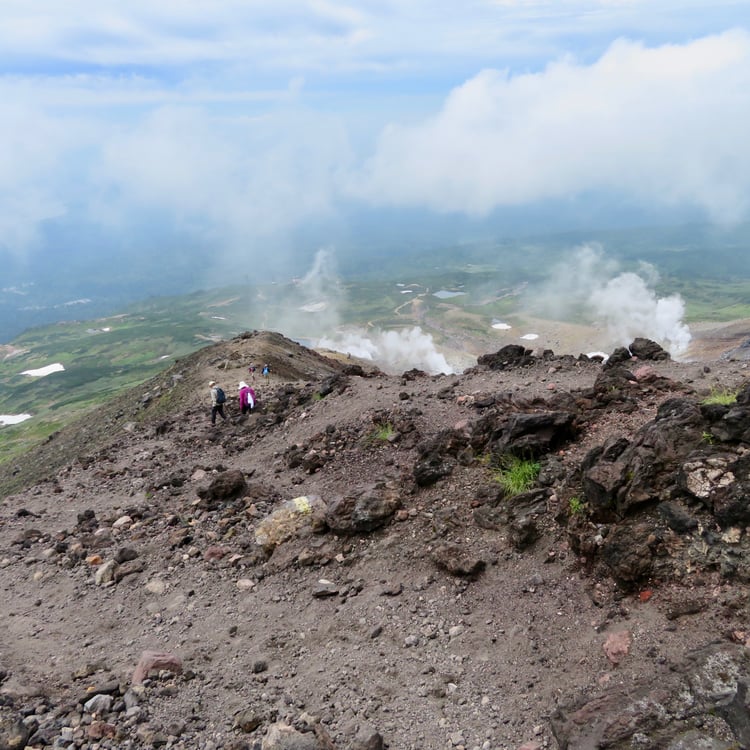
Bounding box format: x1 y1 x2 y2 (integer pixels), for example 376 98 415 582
1 330 750 750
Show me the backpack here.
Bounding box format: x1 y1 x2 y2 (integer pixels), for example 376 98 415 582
215 386 226 404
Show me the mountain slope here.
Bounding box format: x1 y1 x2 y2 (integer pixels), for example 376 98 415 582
0 330 351 498
1 333 750 750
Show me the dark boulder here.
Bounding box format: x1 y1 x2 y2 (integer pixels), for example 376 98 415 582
593 366 637 402
679 452 750 527
474 410 579 458
473 488 547 542
581 398 704 519
603 346 632 368
317 374 349 397
431 543 486 578
735 380 750 405
413 454 455 486
477 344 534 370
630 337 671 360
413 429 469 486
600 521 656 585
657 500 699 533
711 405 750 443
401 368 428 381
342 363 369 377
508 515 539 550
580 437 631 519
197 469 247 508
325 483 401 534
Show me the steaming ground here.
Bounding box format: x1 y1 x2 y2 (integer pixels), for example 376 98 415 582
286 243 703 375
314 315 722 378
316 327 453 374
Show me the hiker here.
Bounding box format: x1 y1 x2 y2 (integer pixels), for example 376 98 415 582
238 381 256 414
262 364 270 379
208 380 227 424
248 364 256 381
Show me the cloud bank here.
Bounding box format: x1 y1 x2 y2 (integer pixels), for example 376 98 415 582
357 30 750 224
0 4 748 281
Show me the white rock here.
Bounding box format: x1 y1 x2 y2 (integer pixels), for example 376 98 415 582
95 560 117 585
84 693 113 714
145 579 167 595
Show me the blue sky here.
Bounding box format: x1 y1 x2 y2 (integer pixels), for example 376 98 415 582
1 0 749 280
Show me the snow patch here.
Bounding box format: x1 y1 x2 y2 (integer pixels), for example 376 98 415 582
0 414 32 426
21 363 65 377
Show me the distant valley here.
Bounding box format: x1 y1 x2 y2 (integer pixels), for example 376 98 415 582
2 222 750 468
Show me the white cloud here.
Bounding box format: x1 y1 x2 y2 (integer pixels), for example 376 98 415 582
0 1 375 69
356 30 750 223
0 101 74 254
0 3 748 264
92 105 353 246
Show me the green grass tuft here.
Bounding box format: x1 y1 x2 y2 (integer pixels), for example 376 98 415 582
365 422 396 444
702 387 738 406
568 496 587 516
700 430 718 446
492 455 540 497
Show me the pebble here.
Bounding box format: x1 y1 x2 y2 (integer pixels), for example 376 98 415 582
113 515 133 529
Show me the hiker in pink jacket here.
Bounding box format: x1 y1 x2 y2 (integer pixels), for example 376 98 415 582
238 381 256 414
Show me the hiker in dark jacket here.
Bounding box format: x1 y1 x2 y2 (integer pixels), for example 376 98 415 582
209 380 227 424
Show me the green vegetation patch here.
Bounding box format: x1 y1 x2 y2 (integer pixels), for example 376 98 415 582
365 422 397 445
702 387 738 406
568 496 587 517
492 455 541 497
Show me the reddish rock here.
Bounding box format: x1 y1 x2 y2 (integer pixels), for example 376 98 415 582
132 650 183 684
88 722 117 740
603 630 631 665
204 545 230 561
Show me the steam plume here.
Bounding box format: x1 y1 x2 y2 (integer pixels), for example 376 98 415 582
529 244 691 357
317 327 452 375
276 248 453 374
